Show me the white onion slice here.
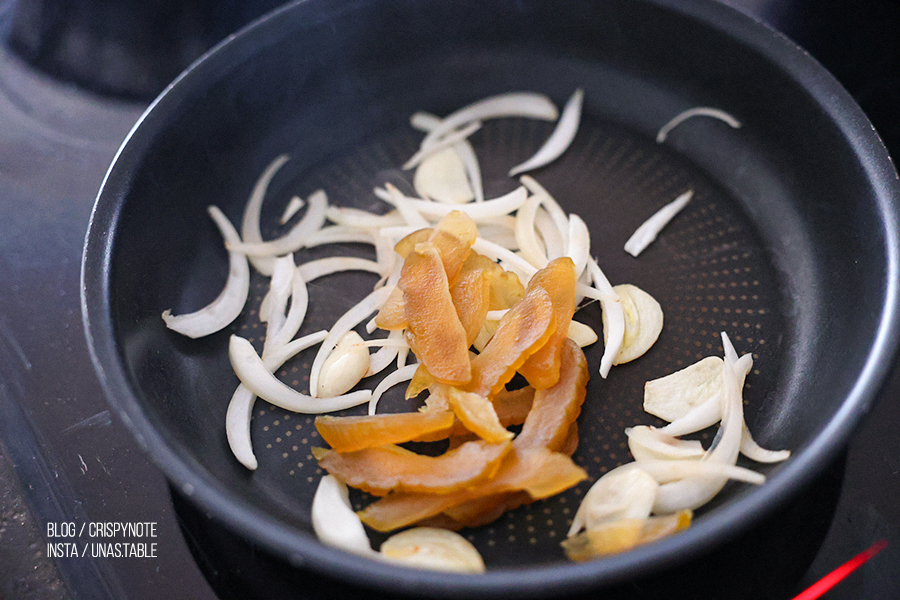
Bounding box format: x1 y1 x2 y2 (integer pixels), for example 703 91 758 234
368 363 419 415
567 213 591 280
534 208 565 259
411 112 485 204
308 286 393 397
297 257 384 281
240 154 290 274
326 206 405 228
162 206 250 339
635 459 765 486
472 237 537 282
229 189 329 262
365 329 407 377
657 394 722 437
624 189 693 257
568 464 658 537
514 193 549 268
418 92 558 150
510 88 584 176
305 225 377 248
587 258 623 379
404 121 482 171
519 175 570 250
625 426 705 462
312 475 374 556
226 329 327 470
230 335 371 413
384 183 429 228
656 107 741 144
376 185 528 221
265 267 309 354
258 254 295 333
280 196 305 225
740 424 791 463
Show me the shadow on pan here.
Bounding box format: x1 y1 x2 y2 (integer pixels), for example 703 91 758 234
81 0 900 597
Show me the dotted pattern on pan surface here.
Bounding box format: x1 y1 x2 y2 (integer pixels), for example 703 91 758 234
231 115 785 567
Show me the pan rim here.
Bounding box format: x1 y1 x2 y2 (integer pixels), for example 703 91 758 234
80 0 900 596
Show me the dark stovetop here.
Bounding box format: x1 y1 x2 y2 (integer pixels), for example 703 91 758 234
0 1 898 599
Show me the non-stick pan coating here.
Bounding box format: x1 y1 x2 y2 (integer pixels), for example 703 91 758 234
82 0 900 597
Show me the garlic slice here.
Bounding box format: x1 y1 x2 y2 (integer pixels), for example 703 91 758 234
603 283 663 365
162 206 250 339
567 320 598 348
643 356 723 422
568 464 659 537
312 475 374 556
380 527 485 573
413 146 475 204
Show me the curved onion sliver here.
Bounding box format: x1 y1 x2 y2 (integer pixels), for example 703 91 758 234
230 189 329 262
376 185 527 221
279 196 304 225
740 424 792 463
297 257 384 281
230 335 371 413
226 329 327 470
265 266 309 354
312 475 374 556
587 258 623 379
162 206 250 339
514 193 549 268
509 88 584 176
365 329 407 377
368 363 419 415
404 121 482 171
418 91 558 150
240 154 290 275
656 107 741 144
624 189 693 257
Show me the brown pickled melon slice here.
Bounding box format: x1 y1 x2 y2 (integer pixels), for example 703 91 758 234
314 410 455 453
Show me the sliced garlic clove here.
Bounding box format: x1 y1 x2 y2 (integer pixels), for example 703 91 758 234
380 527 485 573
602 283 663 365
413 146 475 204
568 464 658 537
567 320 598 348
643 356 724 422
317 331 371 397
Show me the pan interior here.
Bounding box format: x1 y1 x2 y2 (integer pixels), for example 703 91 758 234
89 0 896 589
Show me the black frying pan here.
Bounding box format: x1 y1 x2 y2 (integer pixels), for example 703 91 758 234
81 0 900 597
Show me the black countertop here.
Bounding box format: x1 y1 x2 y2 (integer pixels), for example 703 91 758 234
0 1 897 598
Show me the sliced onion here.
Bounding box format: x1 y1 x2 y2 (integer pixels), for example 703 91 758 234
308 286 393 398
510 88 584 176
656 394 722 437
740 424 791 463
230 189 329 263
376 185 528 221
568 464 658 537
312 475 374 556
326 206 405 228
418 91 558 150
297 257 385 281
587 257 623 379
226 330 327 470
519 175 569 249
240 154 290 274
625 426 705 462
567 213 591 280
656 107 741 144
368 363 419 415
280 195 305 225
230 335 371 413
472 237 537 282
635 458 765 486
404 121 482 171
380 527 485 573
384 183 429 228
514 193 549 268
305 225 377 248
411 112 484 204
365 329 407 377
534 208 565 259
258 254 295 334
623 189 693 257
162 206 250 339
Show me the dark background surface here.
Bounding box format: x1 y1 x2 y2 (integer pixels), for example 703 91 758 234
0 0 898 598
